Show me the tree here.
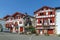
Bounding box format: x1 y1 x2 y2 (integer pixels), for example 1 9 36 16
29 26 36 34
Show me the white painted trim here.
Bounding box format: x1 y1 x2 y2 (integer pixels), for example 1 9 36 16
36 9 53 13
46 11 48 15
37 24 42 25
48 18 50 24
49 23 55 25
6 20 13 23
36 15 55 18
34 14 37 17
36 27 43 29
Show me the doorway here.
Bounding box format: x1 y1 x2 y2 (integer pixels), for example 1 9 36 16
40 29 43 35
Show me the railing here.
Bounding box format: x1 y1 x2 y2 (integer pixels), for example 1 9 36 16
42 22 49 27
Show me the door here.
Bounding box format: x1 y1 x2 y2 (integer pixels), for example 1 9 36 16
40 29 43 35
20 27 23 32
47 29 53 34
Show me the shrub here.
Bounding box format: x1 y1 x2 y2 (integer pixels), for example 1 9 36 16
58 34 60 37
29 26 36 34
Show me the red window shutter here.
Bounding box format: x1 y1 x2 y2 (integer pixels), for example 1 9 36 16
18 16 20 19
48 12 50 15
5 24 9 28
14 22 18 26
38 20 40 24
38 19 40 24
52 11 55 15
38 13 40 16
44 12 46 15
9 24 12 27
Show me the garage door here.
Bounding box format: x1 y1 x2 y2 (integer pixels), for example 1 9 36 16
47 29 53 34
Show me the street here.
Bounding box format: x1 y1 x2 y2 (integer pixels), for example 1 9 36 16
0 32 60 40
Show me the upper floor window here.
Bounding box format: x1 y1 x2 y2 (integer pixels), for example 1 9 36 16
50 12 53 15
38 13 44 16
15 16 20 19
40 20 42 23
44 20 47 23
7 17 13 20
50 20 52 23
11 18 13 20
6 18 9 21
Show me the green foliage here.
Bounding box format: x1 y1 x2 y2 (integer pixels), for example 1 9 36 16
29 26 36 33
58 34 60 37
25 26 36 34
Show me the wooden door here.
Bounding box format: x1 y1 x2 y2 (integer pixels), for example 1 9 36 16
20 27 23 32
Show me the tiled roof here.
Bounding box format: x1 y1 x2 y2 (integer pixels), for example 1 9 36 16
34 6 54 13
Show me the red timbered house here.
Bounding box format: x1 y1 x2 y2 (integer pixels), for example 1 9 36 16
4 12 25 33
34 6 56 35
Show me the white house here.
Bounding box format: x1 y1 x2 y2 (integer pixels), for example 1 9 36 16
55 7 60 34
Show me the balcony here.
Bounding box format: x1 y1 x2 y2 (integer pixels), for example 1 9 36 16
36 15 55 18
42 22 50 27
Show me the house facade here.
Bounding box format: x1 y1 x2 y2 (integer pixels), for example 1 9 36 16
55 7 60 34
0 19 6 32
4 12 35 33
34 6 56 35
1 6 60 35
4 12 25 33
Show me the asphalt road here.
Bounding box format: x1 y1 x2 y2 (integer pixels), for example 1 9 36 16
0 32 60 40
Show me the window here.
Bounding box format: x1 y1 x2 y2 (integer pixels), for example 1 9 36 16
18 16 20 19
50 20 52 23
40 13 44 16
40 21 42 23
15 16 18 19
6 24 9 28
19 21 22 24
50 12 53 15
15 22 18 24
44 20 47 23
11 18 13 20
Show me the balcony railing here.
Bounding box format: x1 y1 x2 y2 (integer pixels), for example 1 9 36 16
42 22 50 27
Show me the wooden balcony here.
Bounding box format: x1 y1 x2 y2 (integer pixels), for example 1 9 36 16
42 23 50 27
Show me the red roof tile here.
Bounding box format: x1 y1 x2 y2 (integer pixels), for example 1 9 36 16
34 6 54 13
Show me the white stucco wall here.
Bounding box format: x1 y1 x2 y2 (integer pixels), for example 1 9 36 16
18 18 24 27
56 9 60 34
0 20 7 31
14 18 24 27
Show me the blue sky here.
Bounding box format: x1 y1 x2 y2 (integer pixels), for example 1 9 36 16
0 0 60 18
